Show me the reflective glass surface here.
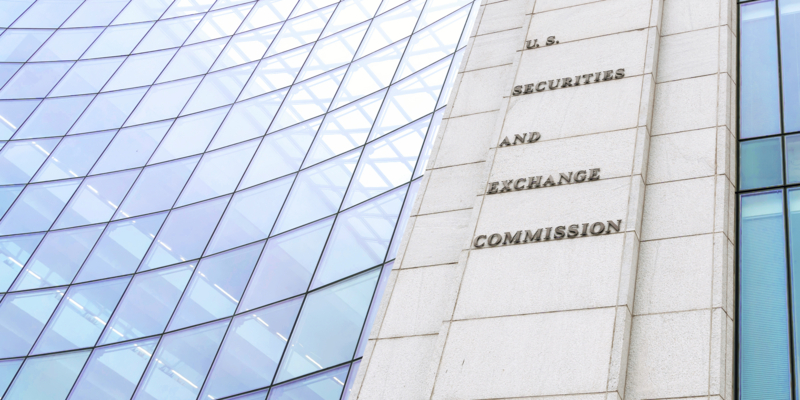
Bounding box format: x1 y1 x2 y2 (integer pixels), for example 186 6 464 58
0 0 476 397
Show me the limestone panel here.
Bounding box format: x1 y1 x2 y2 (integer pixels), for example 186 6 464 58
357 335 439 400
527 0 653 44
419 163 483 215
401 209 471 268
657 27 719 82
433 112 496 168
647 128 716 184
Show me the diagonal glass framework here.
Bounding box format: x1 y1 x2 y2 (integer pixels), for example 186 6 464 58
0 0 477 397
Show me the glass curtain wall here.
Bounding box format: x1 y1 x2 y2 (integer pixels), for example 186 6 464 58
0 0 478 397
739 0 800 399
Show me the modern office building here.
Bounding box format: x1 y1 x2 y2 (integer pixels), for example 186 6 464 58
0 0 793 399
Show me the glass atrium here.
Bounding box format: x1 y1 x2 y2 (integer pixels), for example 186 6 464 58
0 0 476 397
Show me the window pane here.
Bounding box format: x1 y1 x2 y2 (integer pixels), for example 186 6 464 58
740 190 792 399
64 0 129 28
115 156 200 219
0 99 40 140
113 0 172 24
125 77 203 127
157 38 228 83
322 0 380 38
175 138 259 207
163 0 216 18
0 29 53 62
12 0 82 28
238 0 298 32
69 338 158 400
211 23 280 71
355 262 391 357
270 66 345 133
0 287 63 358
741 137 784 190
70 87 149 134
0 232 43 292
186 3 253 44
92 120 171 175
103 49 178 92
787 188 800 400
239 44 311 101
99 262 194 344
276 268 378 381
0 137 60 185
34 131 115 182
269 364 349 400
181 62 256 115
134 14 203 54
356 0 422 58
209 89 287 150
82 22 154 59
54 169 140 230
297 22 367 82
4 350 90 399
787 134 800 184
740 0 783 138
264 5 334 57
0 358 23 398
30 27 103 61
0 184 22 218
330 39 403 110
0 0 35 27
240 116 320 189
0 178 81 235
394 6 465 82
0 61 73 99
150 106 230 164
780 0 800 132
14 95 95 139
32 277 129 354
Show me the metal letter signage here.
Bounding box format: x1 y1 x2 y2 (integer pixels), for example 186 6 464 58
486 168 600 194
472 219 623 248
499 132 540 147
511 68 625 96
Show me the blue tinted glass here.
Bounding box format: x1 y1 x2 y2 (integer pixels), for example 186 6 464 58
186 3 253 44
169 242 263 330
740 0 783 138
4 350 90 400
99 262 194 344
740 191 792 399
386 179 419 261
413 108 444 179
50 57 124 97
787 188 800 400
30 27 104 61
0 62 22 88
269 364 349 400
201 297 302 400
12 0 83 28
240 117 319 189
0 287 63 358
239 44 311 101
210 89 288 151
297 22 366 82
11 224 104 291
239 217 333 312
780 0 800 132
140 195 229 270
176 138 260 207
0 61 73 99
341 359 360 399
182 63 256 115
0 233 43 292
163 0 216 18
63 0 129 28
0 29 53 62
787 134 800 184
0 184 23 218
113 0 172 25
82 22 154 59
0 358 23 397
76 213 167 283
355 261 391 357
157 38 227 83
34 131 115 182
276 269 378 380
265 6 334 58
103 49 178 92
0 0 35 27
115 156 200 218
92 120 171 174
239 0 298 32
206 175 294 255
211 23 279 71
150 106 230 164
70 87 149 134
228 389 270 400
269 67 345 133
740 137 784 190
0 178 81 235
272 149 360 234
14 95 95 139
312 186 405 288
133 319 229 400
68 338 159 400
134 14 202 54
54 169 140 229
332 37 404 109
32 277 129 354
0 99 40 140
125 77 203 127
0 137 60 185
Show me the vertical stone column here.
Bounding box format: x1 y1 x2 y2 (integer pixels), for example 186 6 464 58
348 0 737 399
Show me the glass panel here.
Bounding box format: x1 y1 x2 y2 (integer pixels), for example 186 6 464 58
14 95 95 139
239 217 333 312
68 338 159 400
272 149 360 234
322 0 380 38
312 186 404 288
0 287 63 358
54 170 140 230
92 120 171 174
115 156 200 219
0 99 40 140
82 22 154 59
0 358 23 398
385 178 419 261
213 0 255 10
740 137 784 190
394 6 466 82
133 319 229 400
413 107 443 178
12 0 82 28
417 0 470 30
355 262 391 357
275 268 378 381
787 189 800 400
780 0 800 132
290 0 338 18
0 62 23 90
103 49 178 92
0 233 43 292
240 117 320 188
186 3 253 44
168 242 263 330
331 39 404 109
3 350 90 399
181 63 256 115
113 0 173 25
297 22 367 82
64 0 129 28
0 137 60 185
139 195 229 270
740 190 792 399
0 61 73 99
227 389 269 400
238 0 299 32
125 77 203 127
30 27 104 62
163 0 216 18
200 297 302 400
211 24 280 71
0 29 53 62
134 14 203 54
740 0 782 138
0 178 81 235
175 138 259 207
270 66 345 133
209 89 287 150
32 277 129 354
304 90 383 167
34 131 115 182
356 0 422 58
270 364 349 400
157 37 227 83
99 262 194 344
150 106 230 164
239 44 311 101
0 0 35 27
50 58 124 96
70 87 149 134
264 5 335 57
787 134 800 184
76 212 167 282
206 175 294 255
0 184 23 219
341 360 359 399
